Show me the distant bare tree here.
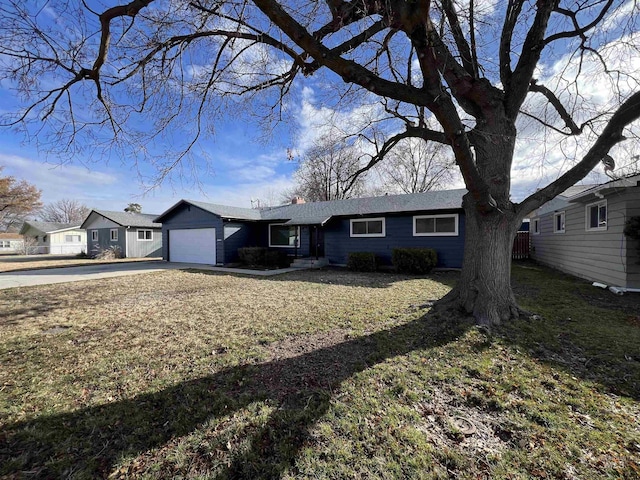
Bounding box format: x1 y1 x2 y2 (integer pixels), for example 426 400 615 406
375 138 456 194
291 139 366 202
0 168 42 231
124 203 142 213
40 199 90 224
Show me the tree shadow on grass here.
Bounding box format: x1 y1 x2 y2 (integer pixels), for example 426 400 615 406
185 267 460 291
0 311 474 478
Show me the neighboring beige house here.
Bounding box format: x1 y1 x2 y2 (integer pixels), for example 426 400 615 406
19 221 87 255
0 233 24 253
531 174 640 289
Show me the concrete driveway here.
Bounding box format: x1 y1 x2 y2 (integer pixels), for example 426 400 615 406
0 261 305 290
0 261 188 290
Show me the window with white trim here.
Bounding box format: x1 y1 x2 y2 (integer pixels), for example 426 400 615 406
350 218 385 237
110 229 118 241
553 212 565 233
65 234 82 243
586 200 607 231
269 224 300 247
532 218 540 235
413 214 459 236
0 241 10 248
91 230 98 241
137 229 153 241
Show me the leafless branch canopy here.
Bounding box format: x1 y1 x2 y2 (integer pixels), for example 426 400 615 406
1 0 639 212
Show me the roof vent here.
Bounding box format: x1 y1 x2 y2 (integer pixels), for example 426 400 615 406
291 196 305 205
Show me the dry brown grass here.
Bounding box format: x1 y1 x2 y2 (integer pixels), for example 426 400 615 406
1 266 638 479
0 255 160 273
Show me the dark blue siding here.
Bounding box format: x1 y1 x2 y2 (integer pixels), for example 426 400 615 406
223 222 256 263
323 211 465 268
160 204 224 264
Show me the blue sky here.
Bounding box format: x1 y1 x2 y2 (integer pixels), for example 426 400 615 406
1 1 636 218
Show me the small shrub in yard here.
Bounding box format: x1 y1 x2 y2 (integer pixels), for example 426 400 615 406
264 250 290 268
347 252 377 272
75 250 89 259
93 246 123 260
238 247 266 266
392 248 437 274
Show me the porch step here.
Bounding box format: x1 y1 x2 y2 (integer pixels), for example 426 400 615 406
291 257 329 269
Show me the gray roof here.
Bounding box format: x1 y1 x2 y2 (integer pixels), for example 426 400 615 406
158 189 467 225
87 210 162 228
567 173 640 203
534 184 597 216
20 221 80 235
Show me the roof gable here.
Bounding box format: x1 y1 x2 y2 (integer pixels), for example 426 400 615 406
19 221 81 235
82 210 162 229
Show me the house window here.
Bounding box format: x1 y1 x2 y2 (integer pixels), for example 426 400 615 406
43 235 47 242
413 214 459 236
65 235 81 243
350 218 385 237
586 200 607 231
110 229 119 242
553 212 565 233
532 218 540 235
0 241 10 248
269 224 300 247
137 229 153 241
91 230 98 241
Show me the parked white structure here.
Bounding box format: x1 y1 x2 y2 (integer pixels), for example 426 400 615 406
19 221 87 254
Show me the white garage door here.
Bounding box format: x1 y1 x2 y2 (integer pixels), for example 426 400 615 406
169 228 216 264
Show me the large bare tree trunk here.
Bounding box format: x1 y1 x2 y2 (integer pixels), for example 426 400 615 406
451 195 522 326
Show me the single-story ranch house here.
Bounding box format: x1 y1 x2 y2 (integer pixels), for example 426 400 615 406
154 189 467 268
0 233 24 253
531 174 640 289
19 221 86 254
81 210 162 258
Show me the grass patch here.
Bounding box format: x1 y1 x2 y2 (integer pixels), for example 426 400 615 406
1 265 639 478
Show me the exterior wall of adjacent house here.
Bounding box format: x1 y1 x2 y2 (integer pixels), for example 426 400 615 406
624 191 640 288
160 203 225 264
125 228 162 257
323 210 466 268
21 226 86 254
0 237 23 253
531 189 636 287
85 217 126 257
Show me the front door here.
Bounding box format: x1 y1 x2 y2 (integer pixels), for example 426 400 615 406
310 226 325 258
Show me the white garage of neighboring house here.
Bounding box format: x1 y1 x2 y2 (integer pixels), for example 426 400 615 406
19 221 87 255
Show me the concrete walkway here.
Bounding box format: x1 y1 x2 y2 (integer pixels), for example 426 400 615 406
0 261 304 290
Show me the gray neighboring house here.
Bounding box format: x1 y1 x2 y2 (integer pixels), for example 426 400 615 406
530 174 640 288
154 189 467 268
81 210 162 258
19 221 86 254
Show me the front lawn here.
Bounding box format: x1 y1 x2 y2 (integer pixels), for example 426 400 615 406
0 265 638 478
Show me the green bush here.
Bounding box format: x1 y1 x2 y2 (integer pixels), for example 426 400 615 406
238 247 266 266
238 247 291 268
264 250 291 268
392 248 438 274
347 252 377 272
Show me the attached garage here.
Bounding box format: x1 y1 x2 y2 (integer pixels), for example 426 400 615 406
169 228 216 264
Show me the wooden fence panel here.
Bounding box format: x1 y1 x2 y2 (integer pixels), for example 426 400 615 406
512 231 530 260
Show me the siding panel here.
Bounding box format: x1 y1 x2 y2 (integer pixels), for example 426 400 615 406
323 210 465 268
126 228 162 257
532 193 631 286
